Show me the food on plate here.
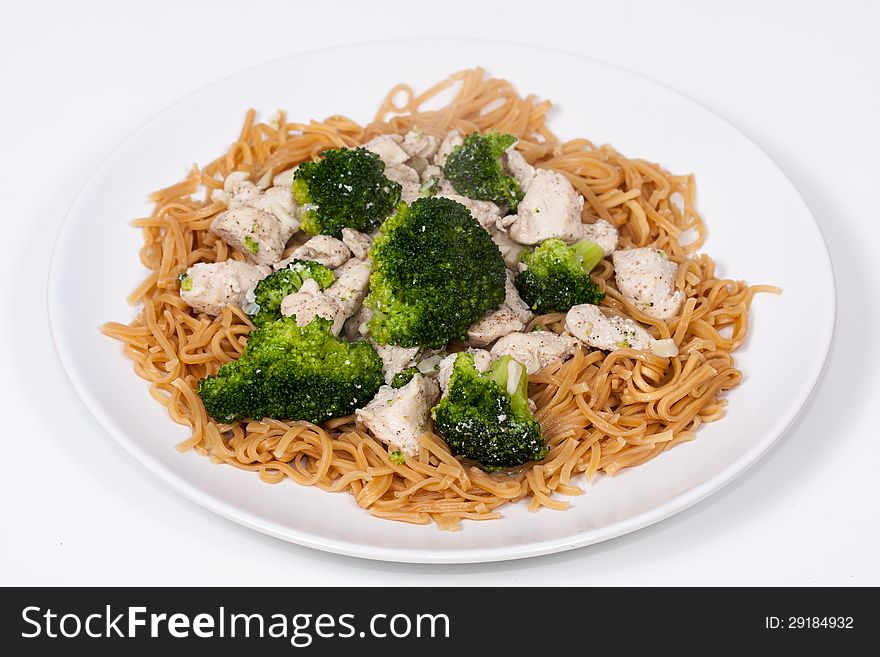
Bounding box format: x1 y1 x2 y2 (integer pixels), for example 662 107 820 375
365 197 507 349
103 69 778 529
293 147 401 237
514 238 606 314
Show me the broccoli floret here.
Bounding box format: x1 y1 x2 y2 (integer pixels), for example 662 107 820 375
293 147 402 238
390 366 419 389
198 316 383 424
432 353 547 471
366 197 507 348
389 450 406 465
514 239 605 314
443 131 523 211
249 259 335 327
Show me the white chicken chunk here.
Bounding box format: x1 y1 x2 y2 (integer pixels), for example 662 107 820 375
449 197 502 230
210 205 293 267
503 146 536 191
416 353 444 376
342 305 373 341
612 247 685 320
437 349 492 393
508 169 585 245
209 172 299 263
565 304 679 357
420 163 442 183
467 306 530 347
363 134 409 167
271 167 297 188
325 258 371 316
341 228 373 260
280 235 351 270
250 185 298 234
384 163 421 204
211 171 260 208
436 181 502 230
179 260 269 316
490 331 580 375
400 129 440 160
491 228 525 270
580 219 618 256
371 342 420 384
434 130 463 168
279 278 345 334
355 375 440 456
467 271 534 346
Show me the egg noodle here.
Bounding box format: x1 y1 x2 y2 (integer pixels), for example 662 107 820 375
102 69 779 530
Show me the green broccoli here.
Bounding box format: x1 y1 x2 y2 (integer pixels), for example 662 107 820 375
293 147 402 237
389 450 406 465
243 235 260 255
248 259 336 327
366 197 507 348
418 176 440 197
198 316 384 424
390 367 419 389
443 131 523 211
514 238 606 314
177 272 193 291
432 353 547 471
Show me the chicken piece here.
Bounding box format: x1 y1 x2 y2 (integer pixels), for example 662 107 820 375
340 228 373 261
490 331 580 375
434 129 463 167
280 235 351 270
363 134 409 167
437 349 491 393
370 341 420 384
420 164 442 183
250 184 299 234
467 272 533 346
416 353 444 376
580 219 618 256
467 305 529 347
503 146 536 191
407 155 430 178
355 375 440 456
435 185 502 231
271 167 297 188
210 171 261 209
279 278 345 334
612 247 685 321
325 258 371 316
342 305 373 341
210 205 293 267
384 163 421 204
491 228 525 270
209 171 299 263
508 169 585 245
400 129 440 160
179 260 269 316
565 304 679 357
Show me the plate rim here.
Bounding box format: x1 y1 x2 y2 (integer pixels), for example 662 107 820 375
47 38 836 564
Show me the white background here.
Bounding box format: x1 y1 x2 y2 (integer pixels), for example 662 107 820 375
2 0 878 586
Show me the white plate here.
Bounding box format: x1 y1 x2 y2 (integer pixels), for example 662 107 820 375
48 40 834 563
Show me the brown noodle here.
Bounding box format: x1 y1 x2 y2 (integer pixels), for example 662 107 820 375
102 69 779 530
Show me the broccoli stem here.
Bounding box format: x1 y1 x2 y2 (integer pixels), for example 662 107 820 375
484 355 528 400
571 240 605 272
